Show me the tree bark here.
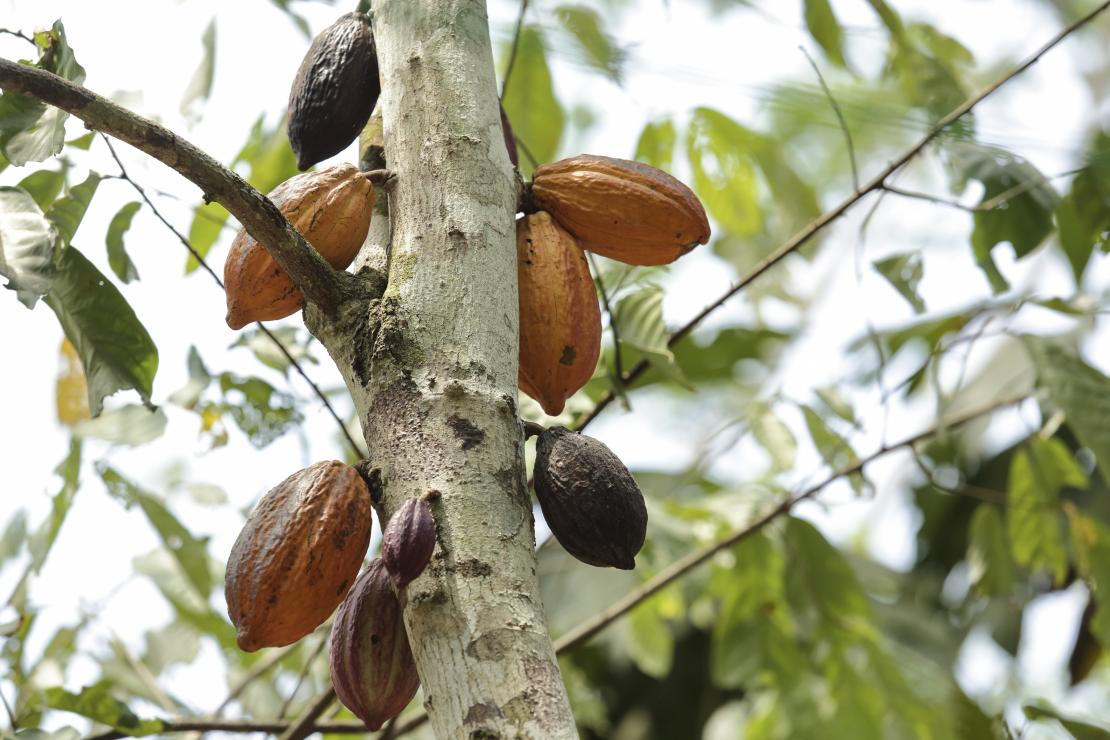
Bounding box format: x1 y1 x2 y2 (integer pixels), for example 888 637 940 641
309 1 578 737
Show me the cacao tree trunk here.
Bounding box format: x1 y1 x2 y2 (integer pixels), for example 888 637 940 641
309 1 578 737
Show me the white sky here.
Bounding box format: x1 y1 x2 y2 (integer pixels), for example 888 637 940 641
1 0 1108 734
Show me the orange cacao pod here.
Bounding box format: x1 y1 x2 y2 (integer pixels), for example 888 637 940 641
225 460 373 651
517 212 601 416
530 154 710 266
224 164 374 329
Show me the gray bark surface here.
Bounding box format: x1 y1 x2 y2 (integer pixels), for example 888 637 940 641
309 1 579 737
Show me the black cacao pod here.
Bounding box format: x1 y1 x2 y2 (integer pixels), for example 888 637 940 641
288 12 380 170
330 558 420 731
382 495 436 589
533 427 647 569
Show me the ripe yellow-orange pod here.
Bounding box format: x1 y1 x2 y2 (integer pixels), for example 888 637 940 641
530 154 710 266
224 164 374 329
517 212 601 416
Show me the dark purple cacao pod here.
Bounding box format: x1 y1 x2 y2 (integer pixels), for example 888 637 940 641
330 559 420 731
382 496 436 589
288 12 380 170
534 427 647 569
499 105 518 168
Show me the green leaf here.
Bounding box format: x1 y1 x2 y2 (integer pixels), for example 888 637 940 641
185 203 229 274
501 26 564 173
686 109 761 236
634 118 676 171
45 684 164 736
180 18 217 121
169 345 212 410
955 145 1058 292
814 387 857 427
748 401 797 472
1007 437 1083 583
133 549 237 649
0 21 86 166
1023 705 1110 740
106 201 142 283
27 438 81 574
613 284 685 386
873 252 925 313
966 506 1014 596
1026 338 1110 481
801 406 863 492
784 517 871 633
66 131 94 150
44 245 158 416
218 372 302 448
17 168 66 210
803 0 847 68
0 185 57 307
0 510 27 565
627 599 674 678
99 464 213 598
46 172 101 247
866 0 905 38
1055 136 1110 282
554 5 625 83
73 404 167 446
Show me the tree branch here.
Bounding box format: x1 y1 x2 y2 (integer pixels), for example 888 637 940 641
88 719 367 740
0 58 345 317
278 687 335 740
553 392 1030 654
574 1 1110 431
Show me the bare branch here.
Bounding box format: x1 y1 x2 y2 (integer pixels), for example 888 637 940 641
87 719 366 740
0 58 344 316
278 687 335 740
573 1 1110 431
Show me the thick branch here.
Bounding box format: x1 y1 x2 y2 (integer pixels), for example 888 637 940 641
0 58 343 315
575 1 1110 431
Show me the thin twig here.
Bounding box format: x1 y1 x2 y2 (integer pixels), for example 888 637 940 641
278 687 336 740
109 632 178 714
572 2 1110 432
800 45 858 190
278 634 329 719
0 28 34 45
515 135 540 170
500 0 530 100
882 165 1087 213
101 137 364 459
211 644 295 716
0 58 346 314
587 252 625 388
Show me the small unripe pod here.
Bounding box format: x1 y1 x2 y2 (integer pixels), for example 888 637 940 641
382 495 436 589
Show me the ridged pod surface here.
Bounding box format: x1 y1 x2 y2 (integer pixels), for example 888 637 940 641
382 496 436 589
530 154 710 266
288 11 380 170
516 212 601 416
225 461 373 651
534 427 647 569
223 164 374 329
330 559 421 731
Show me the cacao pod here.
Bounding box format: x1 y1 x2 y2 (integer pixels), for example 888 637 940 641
517 212 601 416
224 164 374 330
382 495 436 589
288 12 380 170
499 105 518 168
225 460 373 651
530 154 710 265
330 558 421 731
533 427 647 569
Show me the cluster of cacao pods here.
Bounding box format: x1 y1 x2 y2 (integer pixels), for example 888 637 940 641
531 426 647 570
517 155 710 414
225 458 437 729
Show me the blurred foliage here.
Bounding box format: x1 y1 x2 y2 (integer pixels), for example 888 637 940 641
2 1 1110 739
